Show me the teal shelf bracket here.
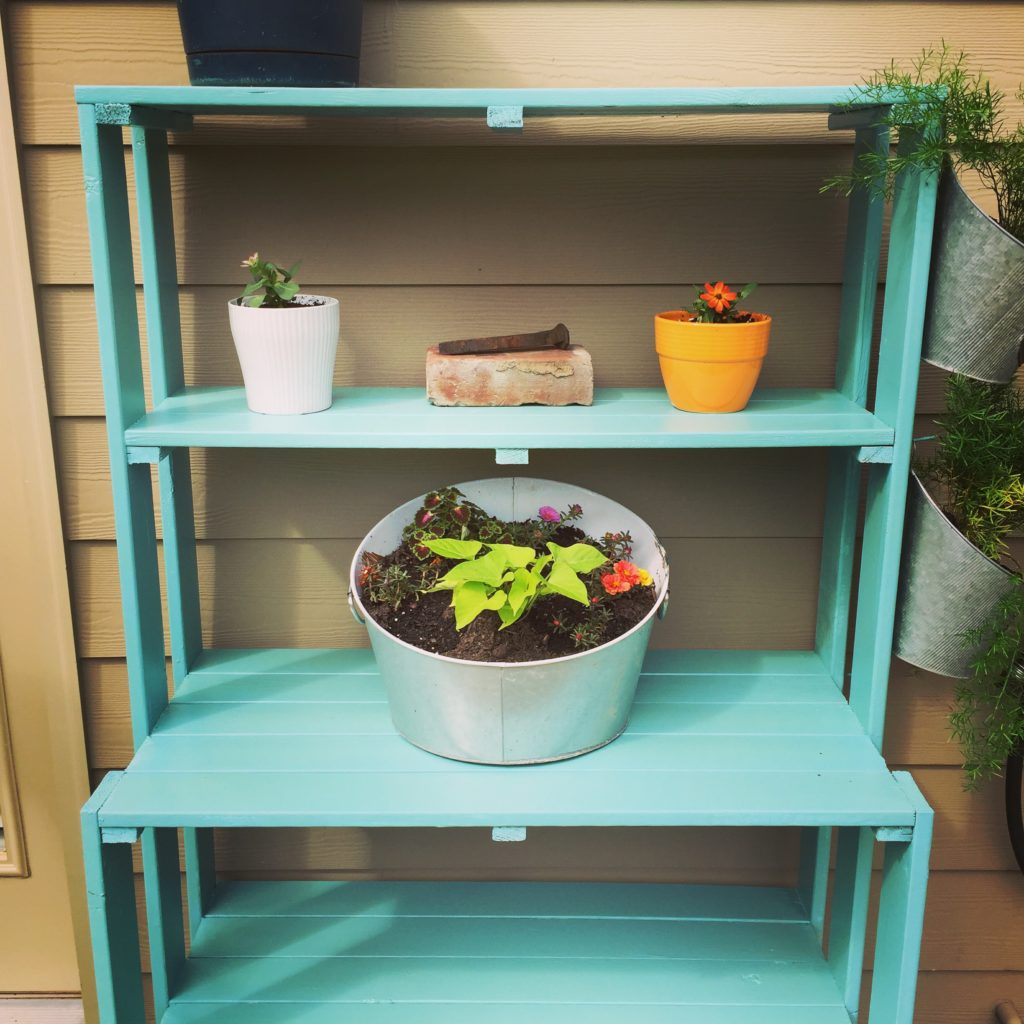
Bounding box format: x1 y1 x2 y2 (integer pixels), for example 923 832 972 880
827 106 888 132
874 825 915 843
101 827 140 845
94 102 193 133
126 445 165 465
857 445 894 464
487 105 524 131
492 826 527 842
495 448 529 465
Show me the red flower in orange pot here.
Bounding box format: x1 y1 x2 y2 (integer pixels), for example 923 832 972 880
699 281 738 314
654 279 772 414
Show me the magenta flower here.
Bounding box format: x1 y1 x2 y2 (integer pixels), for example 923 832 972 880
538 506 561 523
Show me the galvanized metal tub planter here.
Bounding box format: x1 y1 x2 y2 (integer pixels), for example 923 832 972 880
349 478 669 765
894 472 1018 677
923 167 1024 384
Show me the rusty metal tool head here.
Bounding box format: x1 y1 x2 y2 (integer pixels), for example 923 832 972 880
437 323 570 356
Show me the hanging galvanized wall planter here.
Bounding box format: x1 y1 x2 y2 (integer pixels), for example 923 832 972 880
349 478 669 765
894 472 1018 678
922 168 1024 384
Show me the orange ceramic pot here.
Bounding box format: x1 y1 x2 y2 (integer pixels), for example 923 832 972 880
654 310 772 413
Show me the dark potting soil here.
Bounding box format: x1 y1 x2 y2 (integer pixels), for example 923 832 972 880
234 296 326 309
363 524 657 663
368 587 655 663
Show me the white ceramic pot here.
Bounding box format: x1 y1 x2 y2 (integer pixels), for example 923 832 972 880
228 294 339 414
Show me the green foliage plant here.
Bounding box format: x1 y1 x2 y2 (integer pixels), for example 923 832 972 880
423 538 608 631
363 564 415 612
917 375 1024 786
823 44 1024 243
952 586 1024 788
240 252 302 308
917 375 1024 563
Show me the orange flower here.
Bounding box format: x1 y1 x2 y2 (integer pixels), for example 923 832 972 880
614 561 643 586
700 281 737 314
601 572 632 595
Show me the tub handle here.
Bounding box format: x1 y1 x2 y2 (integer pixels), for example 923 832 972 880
348 589 366 626
658 589 670 621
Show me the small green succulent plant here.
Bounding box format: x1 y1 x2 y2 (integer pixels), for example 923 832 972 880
240 252 302 308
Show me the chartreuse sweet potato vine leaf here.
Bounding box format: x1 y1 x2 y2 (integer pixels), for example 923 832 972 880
546 542 609 573
423 538 482 560
423 538 607 631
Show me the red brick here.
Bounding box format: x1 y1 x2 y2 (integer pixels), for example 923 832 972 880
425 345 594 407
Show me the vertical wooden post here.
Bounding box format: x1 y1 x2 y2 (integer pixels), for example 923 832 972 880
828 826 876 1014
848 125 939 745
130 123 216 937
797 826 830 944
81 774 146 1023
815 123 889 684
78 105 167 742
130 126 202 680
185 832 217 940
141 827 186 1018
868 773 933 1023
805 122 889 951
831 122 939 1018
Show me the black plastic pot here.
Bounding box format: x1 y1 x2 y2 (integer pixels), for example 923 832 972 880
177 0 363 87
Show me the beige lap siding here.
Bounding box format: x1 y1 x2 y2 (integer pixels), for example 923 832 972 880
10 1 1024 1019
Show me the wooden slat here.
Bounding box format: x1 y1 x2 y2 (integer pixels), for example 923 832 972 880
126 869 1024 977
123 386 892 450
902 971 1024 1024
164 1005 844 1024
208 877 808 921
25 144 857 286
0 1000 86 1024
69 84 925 115
893 767 1018 872
211 827 796 886
884 666 965 767
883 872 1024 973
68 536 821 657
92 649 916 828
171 885 846 1011
11 1 1024 146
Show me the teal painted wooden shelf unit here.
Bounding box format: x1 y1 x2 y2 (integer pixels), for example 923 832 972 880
76 87 938 1024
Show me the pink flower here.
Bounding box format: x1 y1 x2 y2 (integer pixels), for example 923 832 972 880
538 506 561 523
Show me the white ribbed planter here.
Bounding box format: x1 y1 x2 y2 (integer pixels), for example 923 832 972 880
228 294 339 414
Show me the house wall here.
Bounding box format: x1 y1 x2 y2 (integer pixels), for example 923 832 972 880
8 2 1024 1020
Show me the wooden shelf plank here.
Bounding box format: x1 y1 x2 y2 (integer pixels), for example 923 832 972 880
95 648 916 828
124 387 893 450
151 879 851 1023
75 85 894 118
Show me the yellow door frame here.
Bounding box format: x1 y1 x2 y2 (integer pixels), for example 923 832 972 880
0 10 96 1015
